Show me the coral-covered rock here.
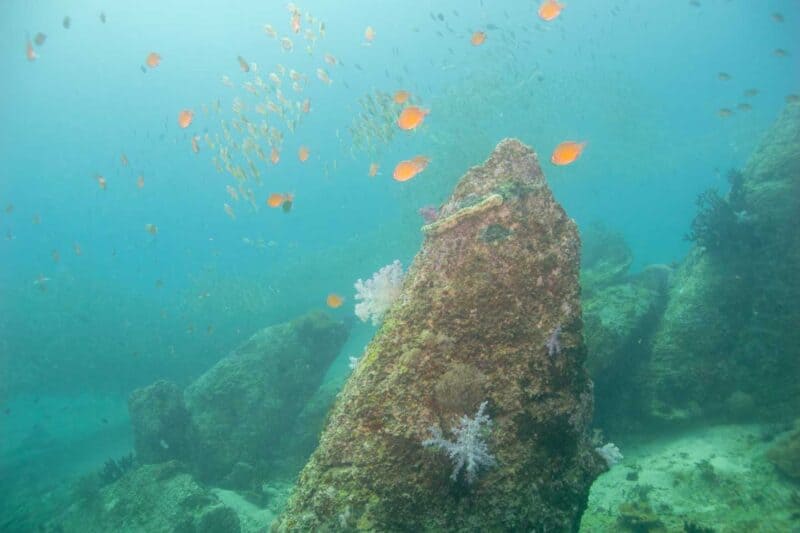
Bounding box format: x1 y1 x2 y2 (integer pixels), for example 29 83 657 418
766 421 800 480
128 380 194 464
57 462 231 532
640 103 800 423
275 139 603 532
184 310 349 481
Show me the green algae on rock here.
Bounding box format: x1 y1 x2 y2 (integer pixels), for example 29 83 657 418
274 139 603 532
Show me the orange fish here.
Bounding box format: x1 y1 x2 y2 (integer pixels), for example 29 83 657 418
394 90 410 104
326 293 344 308
538 0 565 21
223 203 236 220
178 109 194 129
136 175 145 189
397 106 429 130
291 12 301 33
301 98 311 113
144 223 158 236
120 153 129 166
26 39 37 61
393 158 427 182
550 141 586 166
368 163 380 177
145 52 161 68
191 136 200 154
471 31 487 46
96 175 107 190
364 26 376 43
270 147 280 164
298 146 310 162
266 193 285 208
237 55 250 73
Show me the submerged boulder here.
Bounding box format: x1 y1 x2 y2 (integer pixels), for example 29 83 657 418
275 139 603 532
58 461 240 533
184 310 349 482
641 103 800 423
128 380 194 465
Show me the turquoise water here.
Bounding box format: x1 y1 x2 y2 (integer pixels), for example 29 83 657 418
1 1 798 531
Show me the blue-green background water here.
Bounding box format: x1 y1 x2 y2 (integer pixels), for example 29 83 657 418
1 0 798 528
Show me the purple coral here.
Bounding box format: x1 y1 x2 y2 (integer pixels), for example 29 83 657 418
546 324 562 357
422 401 496 484
418 205 439 223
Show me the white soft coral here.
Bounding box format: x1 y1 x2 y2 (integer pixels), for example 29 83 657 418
354 260 404 325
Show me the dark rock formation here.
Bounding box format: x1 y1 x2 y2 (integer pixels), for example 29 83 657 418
275 139 603 532
184 310 349 481
766 420 800 480
128 380 194 464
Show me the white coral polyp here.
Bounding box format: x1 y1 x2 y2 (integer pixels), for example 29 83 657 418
354 260 404 325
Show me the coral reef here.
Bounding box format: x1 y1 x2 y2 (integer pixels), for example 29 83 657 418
274 139 603 531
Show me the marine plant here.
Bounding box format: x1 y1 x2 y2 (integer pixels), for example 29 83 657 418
685 169 755 257
422 400 496 484
99 452 137 486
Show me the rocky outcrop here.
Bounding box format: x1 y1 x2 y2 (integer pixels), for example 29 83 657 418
275 139 603 532
184 310 348 482
640 103 800 423
128 380 194 465
58 462 242 532
127 311 349 484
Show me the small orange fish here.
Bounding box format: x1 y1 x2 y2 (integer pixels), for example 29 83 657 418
324 53 338 66
326 293 344 308
298 145 310 162
393 158 427 182
538 0 565 21
96 175 107 190
291 12 301 33
144 223 158 236
145 52 161 68
368 163 380 177
178 109 194 129
26 39 37 61
270 147 280 164
301 98 311 113
191 136 200 154
136 175 145 189
550 141 586 166
394 90 410 104
397 106 429 130
237 55 250 72
266 193 285 208
223 203 236 220
120 153 129 166
364 26 376 43
471 31 487 46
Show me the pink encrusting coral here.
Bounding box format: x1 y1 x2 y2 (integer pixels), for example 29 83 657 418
353 260 405 325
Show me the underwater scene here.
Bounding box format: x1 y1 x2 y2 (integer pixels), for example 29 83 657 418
1 0 799 531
